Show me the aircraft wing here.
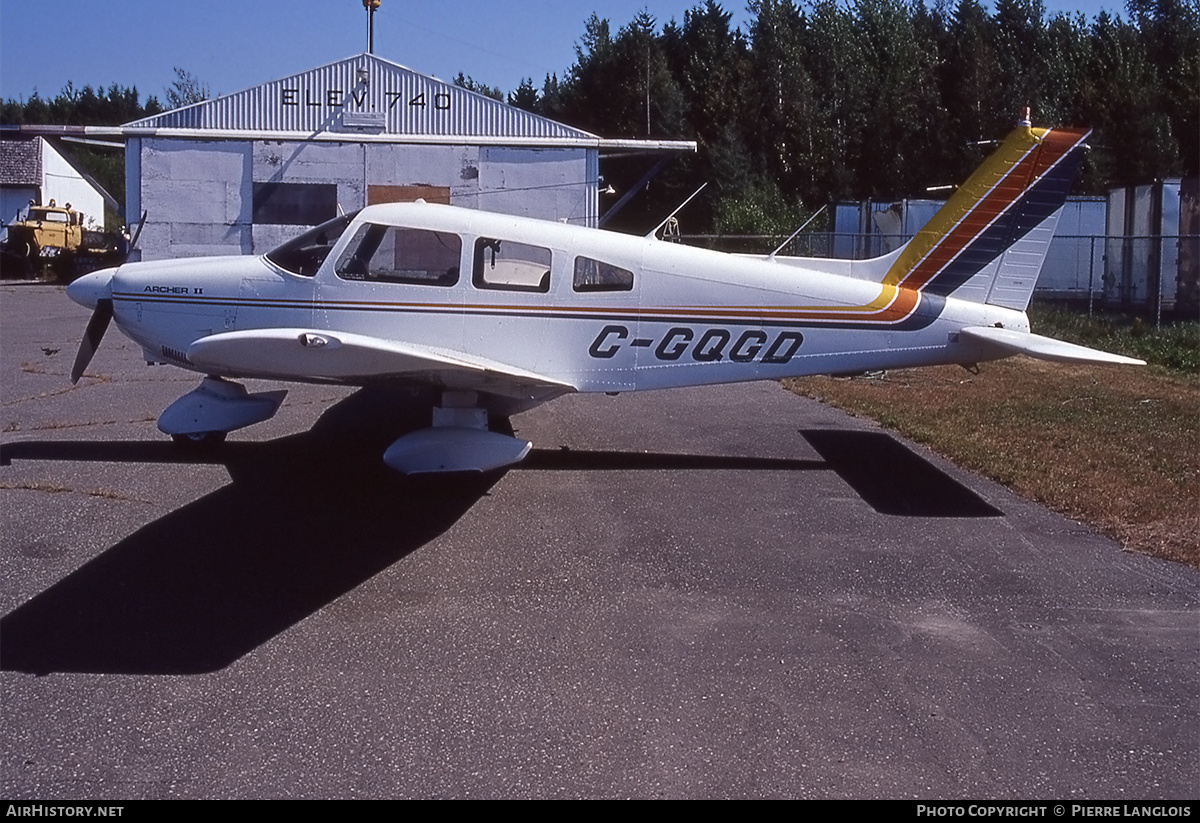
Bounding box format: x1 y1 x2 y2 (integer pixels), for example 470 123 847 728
959 326 1146 366
186 327 576 402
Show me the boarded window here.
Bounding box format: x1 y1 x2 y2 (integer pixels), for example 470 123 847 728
367 185 451 205
253 182 338 226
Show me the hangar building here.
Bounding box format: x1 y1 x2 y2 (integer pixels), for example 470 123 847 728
119 53 691 261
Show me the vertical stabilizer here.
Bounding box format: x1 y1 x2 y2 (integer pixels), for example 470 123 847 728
884 122 1091 311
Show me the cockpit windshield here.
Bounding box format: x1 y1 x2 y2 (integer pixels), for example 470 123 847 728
265 210 360 276
29 209 69 223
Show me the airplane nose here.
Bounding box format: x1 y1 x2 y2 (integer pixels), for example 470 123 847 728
66 267 116 310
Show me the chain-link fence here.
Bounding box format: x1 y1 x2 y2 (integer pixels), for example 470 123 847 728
677 231 1200 323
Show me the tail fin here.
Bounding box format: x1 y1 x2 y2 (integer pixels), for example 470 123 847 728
885 124 1091 311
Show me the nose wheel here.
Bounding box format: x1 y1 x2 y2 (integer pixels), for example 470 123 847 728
169 430 228 450
158 376 287 446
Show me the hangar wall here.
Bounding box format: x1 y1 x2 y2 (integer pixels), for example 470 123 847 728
131 139 252 259
131 138 592 260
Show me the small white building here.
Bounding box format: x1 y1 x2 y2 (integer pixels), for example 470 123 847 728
119 53 692 261
0 136 107 236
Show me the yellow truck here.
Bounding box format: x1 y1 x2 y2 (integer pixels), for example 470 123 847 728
1 202 128 279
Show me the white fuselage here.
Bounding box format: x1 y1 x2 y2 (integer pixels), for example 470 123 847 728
101 202 1023 407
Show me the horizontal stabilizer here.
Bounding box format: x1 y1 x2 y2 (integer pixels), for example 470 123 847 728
960 326 1146 366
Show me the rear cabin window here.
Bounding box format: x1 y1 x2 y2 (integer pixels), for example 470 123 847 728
473 238 552 293
573 256 634 292
335 224 462 286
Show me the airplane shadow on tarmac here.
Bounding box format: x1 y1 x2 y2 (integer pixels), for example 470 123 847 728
520 430 1002 519
1 386 501 676
0 388 998 676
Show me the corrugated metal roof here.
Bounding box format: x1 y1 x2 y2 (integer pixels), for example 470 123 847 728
0 137 42 186
124 53 599 142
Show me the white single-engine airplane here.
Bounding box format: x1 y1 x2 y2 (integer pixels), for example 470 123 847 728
66 119 1142 473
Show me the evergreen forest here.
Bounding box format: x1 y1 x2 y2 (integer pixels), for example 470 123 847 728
3 0 1196 235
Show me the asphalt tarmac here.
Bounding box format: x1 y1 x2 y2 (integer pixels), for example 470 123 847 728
2 284 1196 799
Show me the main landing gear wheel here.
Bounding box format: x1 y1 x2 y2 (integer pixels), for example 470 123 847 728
170 431 227 449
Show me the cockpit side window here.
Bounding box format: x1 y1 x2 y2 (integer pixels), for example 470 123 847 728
472 238 552 293
573 256 634 292
334 225 461 286
265 211 359 277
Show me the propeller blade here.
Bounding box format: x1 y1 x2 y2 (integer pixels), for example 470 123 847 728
71 298 113 384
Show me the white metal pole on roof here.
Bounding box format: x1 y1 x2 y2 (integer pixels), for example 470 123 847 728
364 0 381 54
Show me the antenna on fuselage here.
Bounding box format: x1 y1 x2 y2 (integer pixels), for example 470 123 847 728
646 182 707 240
768 204 827 259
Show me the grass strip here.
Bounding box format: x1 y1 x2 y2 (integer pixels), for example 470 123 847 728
786 332 1198 567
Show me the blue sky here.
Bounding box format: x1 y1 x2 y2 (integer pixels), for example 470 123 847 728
0 0 1126 107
